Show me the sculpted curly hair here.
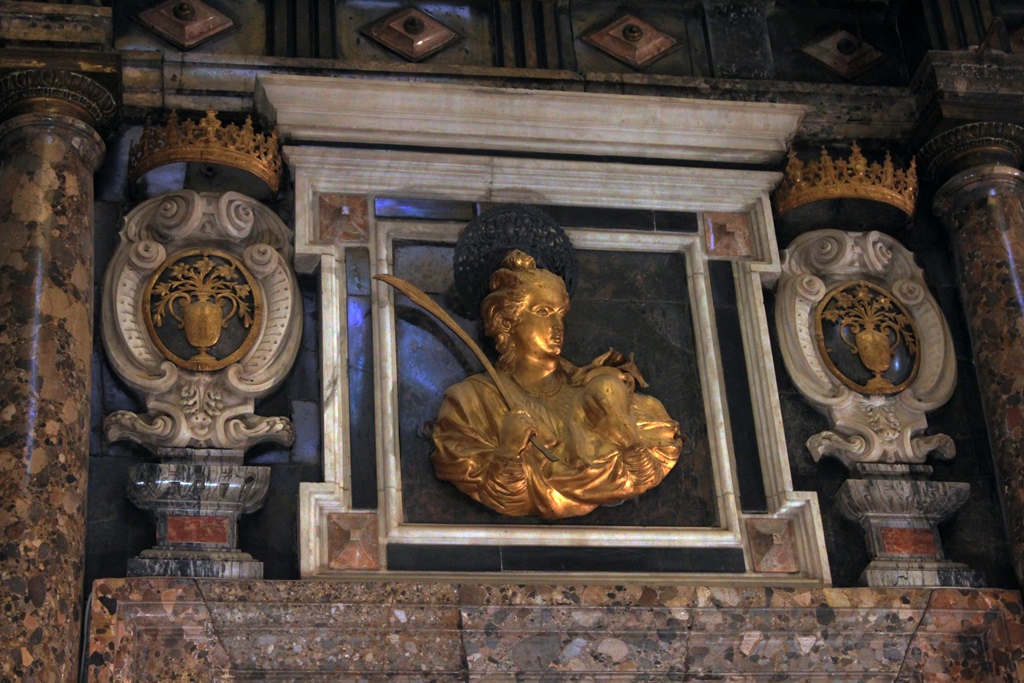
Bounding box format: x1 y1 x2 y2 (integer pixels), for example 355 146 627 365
482 250 568 370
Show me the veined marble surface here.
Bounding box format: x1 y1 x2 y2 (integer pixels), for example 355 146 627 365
86 579 1024 681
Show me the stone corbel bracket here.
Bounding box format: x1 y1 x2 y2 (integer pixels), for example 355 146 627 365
776 230 957 468
102 190 301 452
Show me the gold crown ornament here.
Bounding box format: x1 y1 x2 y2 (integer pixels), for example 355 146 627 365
127 109 282 194
772 143 917 217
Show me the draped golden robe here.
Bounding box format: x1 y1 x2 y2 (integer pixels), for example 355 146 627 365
430 353 683 519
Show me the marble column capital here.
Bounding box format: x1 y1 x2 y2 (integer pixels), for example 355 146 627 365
0 66 117 131
919 121 1024 185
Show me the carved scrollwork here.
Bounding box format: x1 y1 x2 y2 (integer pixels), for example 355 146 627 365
777 230 957 468
128 462 271 514
919 121 1024 181
218 191 257 239
219 192 293 260
101 190 301 452
836 478 970 522
0 69 117 128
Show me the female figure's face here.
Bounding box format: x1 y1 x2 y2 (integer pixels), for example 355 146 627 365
510 279 569 363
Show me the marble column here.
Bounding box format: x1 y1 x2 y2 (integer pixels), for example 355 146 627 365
0 71 112 682
921 122 1024 585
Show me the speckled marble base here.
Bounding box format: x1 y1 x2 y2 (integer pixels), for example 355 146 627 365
0 113 104 682
85 579 1024 681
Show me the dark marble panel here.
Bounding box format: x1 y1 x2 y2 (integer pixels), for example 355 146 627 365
289 400 323 465
500 546 746 573
931 283 974 361
394 245 718 528
937 477 1018 589
707 257 737 307
709 261 767 513
481 203 658 231
387 543 502 572
954 360 995 479
84 456 156 588
388 543 745 574
653 210 700 233
375 197 475 222
704 0 775 80
347 248 378 509
247 272 323 465
572 249 689 303
238 463 322 579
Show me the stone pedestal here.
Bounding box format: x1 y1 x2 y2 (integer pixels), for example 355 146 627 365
921 122 1024 585
126 451 269 579
0 107 107 679
836 464 983 587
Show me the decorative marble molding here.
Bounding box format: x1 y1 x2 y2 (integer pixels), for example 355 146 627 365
85 579 1024 681
777 230 957 469
256 75 827 581
919 121 1024 181
0 68 117 129
837 476 982 587
256 75 806 165
101 190 301 452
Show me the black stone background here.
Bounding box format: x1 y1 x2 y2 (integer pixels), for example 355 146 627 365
392 241 718 528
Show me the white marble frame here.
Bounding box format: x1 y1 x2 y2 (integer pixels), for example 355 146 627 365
375 222 733 547
286 147 829 582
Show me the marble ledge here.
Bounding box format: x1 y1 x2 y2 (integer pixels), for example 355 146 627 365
86 579 1024 682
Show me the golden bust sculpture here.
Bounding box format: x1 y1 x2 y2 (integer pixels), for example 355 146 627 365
431 250 683 519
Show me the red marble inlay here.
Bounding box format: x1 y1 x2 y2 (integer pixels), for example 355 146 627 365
704 211 752 258
319 194 369 243
880 527 937 556
326 511 380 570
166 515 230 545
746 518 799 573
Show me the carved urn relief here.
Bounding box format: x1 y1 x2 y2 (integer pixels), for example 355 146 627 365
101 190 302 578
777 230 981 587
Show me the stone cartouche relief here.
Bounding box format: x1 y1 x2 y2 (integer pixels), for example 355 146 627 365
102 190 301 452
777 230 955 468
101 190 302 578
777 229 981 587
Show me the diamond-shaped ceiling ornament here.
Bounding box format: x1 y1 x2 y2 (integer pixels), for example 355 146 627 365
582 14 678 69
362 8 461 62
137 0 234 50
801 30 885 79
